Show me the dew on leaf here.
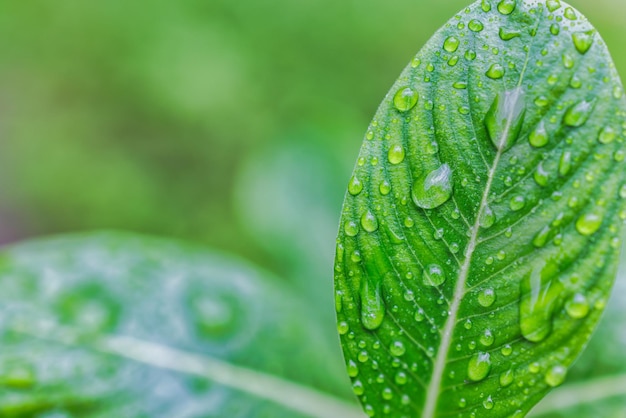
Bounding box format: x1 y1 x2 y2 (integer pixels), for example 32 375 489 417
485 87 526 151
499 27 521 41
344 220 359 237
500 369 514 387
390 341 406 357
423 264 446 287
444 36 460 53
348 176 363 196
486 63 505 79
565 293 590 318
563 99 595 127
576 212 603 236
468 352 492 381
483 396 494 410
510 195 526 211
388 144 406 164
572 30 595 55
529 121 549 147
520 261 564 342
598 126 617 144
564 7 577 20
469 19 484 32
559 151 572 176
546 0 561 12
411 164 453 210
360 278 385 330
545 365 567 387
534 162 549 187
497 0 516 15
393 87 419 112
480 329 495 347
480 205 496 229
361 210 379 233
478 288 496 307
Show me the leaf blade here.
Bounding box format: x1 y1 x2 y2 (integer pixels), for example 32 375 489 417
335 1 626 417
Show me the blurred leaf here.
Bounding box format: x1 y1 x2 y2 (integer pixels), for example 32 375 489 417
0 232 361 418
334 1 626 417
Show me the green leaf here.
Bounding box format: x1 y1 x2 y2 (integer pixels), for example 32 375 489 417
529 249 626 417
334 1 626 417
0 232 362 418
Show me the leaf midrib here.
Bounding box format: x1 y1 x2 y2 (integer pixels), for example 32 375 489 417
421 12 542 417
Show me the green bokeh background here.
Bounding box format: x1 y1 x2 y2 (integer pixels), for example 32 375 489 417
0 0 625 414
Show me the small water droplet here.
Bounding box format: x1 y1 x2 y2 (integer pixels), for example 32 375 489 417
529 121 549 148
501 344 513 356
480 206 496 229
486 63 505 79
499 27 520 41
338 321 349 335
423 264 446 287
353 380 365 395
480 329 495 347
415 308 425 322
361 210 379 233
390 341 406 357
388 144 406 164
559 151 572 176
550 23 560 36
546 0 561 12
510 195 526 211
565 293 590 318
483 396 494 410
562 53 574 69
534 162 549 187
545 365 567 387
533 226 551 247
411 164 453 210
348 176 363 196
598 126 617 144
497 0 516 15
485 87 526 151
444 36 460 53
379 180 391 195
393 87 419 112
564 99 595 127
469 19 484 32
500 369 514 387
520 261 564 342
481 0 492 12
576 212 603 236
361 278 385 330
468 352 492 381
344 220 359 237
564 7 577 20
572 30 595 54
478 288 496 307
465 50 477 61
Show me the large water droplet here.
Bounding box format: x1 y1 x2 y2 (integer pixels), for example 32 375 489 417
565 293 590 318
361 210 379 233
529 121 549 148
478 288 496 307
388 144 406 164
411 164 453 209
534 162 549 187
348 176 363 196
546 0 561 12
344 220 359 237
499 27 521 41
520 261 564 342
500 369 514 387
559 151 572 176
545 365 567 387
485 87 526 151
497 0 516 15
393 87 419 112
480 205 496 229
572 30 595 55
423 264 446 287
575 212 603 236
469 19 484 32
563 99 595 127
468 352 492 381
598 126 617 144
480 329 495 347
361 278 385 330
486 63 505 79
390 341 406 357
444 36 460 53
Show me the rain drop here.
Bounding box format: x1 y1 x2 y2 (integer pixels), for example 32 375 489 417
411 164 454 210
520 261 564 342
388 144 406 164
469 19 484 32
563 99 596 127
565 293 590 318
576 212 603 236
497 0 516 15
468 352 492 381
545 365 567 387
361 278 385 330
529 121 549 148
485 87 526 151
348 176 363 196
393 87 419 112
444 36 460 53
478 288 496 307
572 30 595 55
423 264 446 287
486 63 505 79
361 210 379 233
480 206 496 229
